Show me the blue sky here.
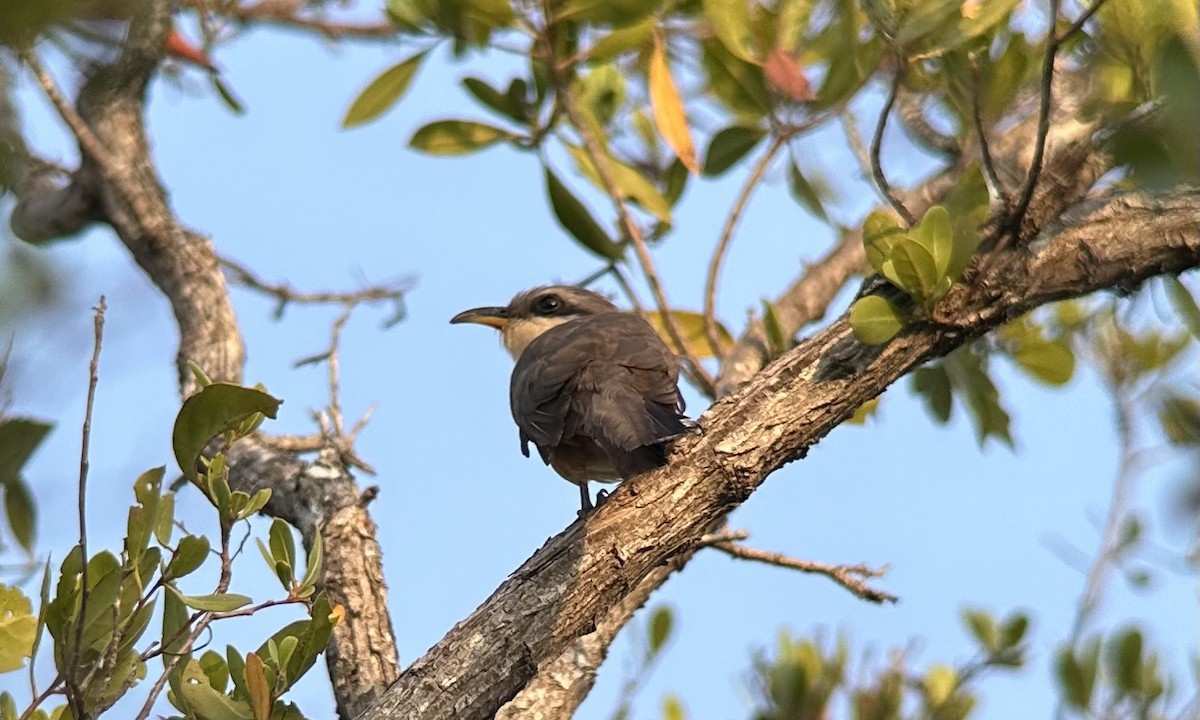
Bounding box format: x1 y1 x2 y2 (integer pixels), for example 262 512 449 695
1 15 1196 720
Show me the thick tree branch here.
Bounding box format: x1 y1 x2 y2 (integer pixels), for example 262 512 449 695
360 186 1200 720
499 68 1134 719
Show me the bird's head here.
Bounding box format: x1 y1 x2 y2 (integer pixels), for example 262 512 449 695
450 285 619 359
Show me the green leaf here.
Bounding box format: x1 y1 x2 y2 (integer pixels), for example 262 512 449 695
461 77 526 122
961 608 999 653
863 210 904 275
179 659 255 720
1056 647 1091 710
298 532 324 597
0 692 15 720
269 518 297 574
923 664 956 706
1110 628 1144 694
700 38 771 117
168 587 252 613
588 17 655 60
155 491 175 547
256 594 334 692
0 585 36 673
1164 275 1200 339
912 365 953 422
198 650 229 693
1012 339 1075 386
662 694 686 720
226 646 248 699
409 120 514 155
166 535 211 580
544 167 623 260
162 582 190 671
566 144 672 222
1000 613 1029 649
944 347 1013 448
702 0 757 62
561 0 656 25
761 300 788 359
172 384 281 481
849 295 905 345
210 74 246 115
890 238 939 305
787 160 828 221
648 606 673 655
702 125 766 176
126 467 166 562
3 478 35 553
1158 394 1200 445
0 418 52 485
342 52 428 129
911 205 953 278
241 488 271 519
814 26 882 110
894 0 960 46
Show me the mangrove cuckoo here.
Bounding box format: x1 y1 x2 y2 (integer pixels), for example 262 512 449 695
451 286 691 513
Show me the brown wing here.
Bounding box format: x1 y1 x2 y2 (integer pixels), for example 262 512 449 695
510 313 688 478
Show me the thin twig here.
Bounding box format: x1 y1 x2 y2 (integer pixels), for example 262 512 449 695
574 264 614 289
871 63 916 226
1068 386 1140 641
703 134 788 359
970 54 1008 204
609 265 646 314
221 256 412 325
216 2 397 39
17 674 64 720
1008 0 1065 235
1058 0 1113 45
19 53 116 172
65 297 106 717
294 306 376 474
541 13 716 395
711 541 897 603
697 529 750 546
326 307 352 438
840 111 874 179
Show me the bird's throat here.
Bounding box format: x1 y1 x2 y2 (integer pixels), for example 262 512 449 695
502 316 572 360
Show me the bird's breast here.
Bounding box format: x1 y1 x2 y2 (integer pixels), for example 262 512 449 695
548 436 622 485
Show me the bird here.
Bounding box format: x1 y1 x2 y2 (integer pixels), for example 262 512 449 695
450 285 692 513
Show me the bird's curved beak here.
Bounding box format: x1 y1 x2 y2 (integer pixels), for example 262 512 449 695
450 306 509 329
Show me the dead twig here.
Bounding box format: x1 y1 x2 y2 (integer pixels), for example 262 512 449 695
703 134 789 360
65 296 106 718
221 256 412 326
295 306 377 475
711 540 896 604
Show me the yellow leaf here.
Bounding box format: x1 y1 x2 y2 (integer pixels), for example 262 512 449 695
245 652 271 720
640 310 733 359
329 603 346 626
648 35 699 174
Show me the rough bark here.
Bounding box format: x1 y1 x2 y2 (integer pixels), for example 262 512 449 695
361 188 1200 720
3 5 399 718
503 73 1117 718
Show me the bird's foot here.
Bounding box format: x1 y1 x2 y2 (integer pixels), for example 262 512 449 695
595 489 612 507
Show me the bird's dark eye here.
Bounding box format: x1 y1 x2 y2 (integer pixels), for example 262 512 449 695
533 294 562 314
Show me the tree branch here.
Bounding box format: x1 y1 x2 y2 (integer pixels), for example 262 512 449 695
359 186 1200 720
5 3 400 718
709 540 895 604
